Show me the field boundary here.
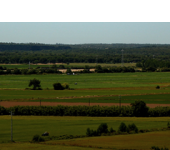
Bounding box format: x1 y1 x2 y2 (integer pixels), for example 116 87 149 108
1 101 170 108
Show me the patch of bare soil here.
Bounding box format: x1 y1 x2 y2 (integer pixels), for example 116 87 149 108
1 101 170 108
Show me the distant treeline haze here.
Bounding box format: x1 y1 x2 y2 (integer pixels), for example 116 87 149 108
0 43 170 64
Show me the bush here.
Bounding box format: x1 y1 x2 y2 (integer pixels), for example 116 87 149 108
109 127 114 133
151 146 169 150
66 68 72 74
61 83 69 89
53 83 64 90
32 134 45 142
131 101 149 117
53 82 70 90
156 85 160 89
118 122 127 132
127 123 138 133
97 123 108 135
0 106 7 115
13 68 22 74
86 123 109 137
86 128 98 136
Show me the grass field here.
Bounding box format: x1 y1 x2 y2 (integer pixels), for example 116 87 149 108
47 130 170 150
1 131 170 150
1 70 170 149
0 116 170 142
1 130 170 150
1 72 170 89
0 116 170 149
0 72 170 103
32 94 170 104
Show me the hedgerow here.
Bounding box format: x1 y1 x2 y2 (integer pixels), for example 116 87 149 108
0 104 170 117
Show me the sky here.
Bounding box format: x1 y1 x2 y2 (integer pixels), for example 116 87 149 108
0 0 170 45
0 22 170 44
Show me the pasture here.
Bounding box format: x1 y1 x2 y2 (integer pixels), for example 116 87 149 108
0 116 170 142
1 71 170 149
0 116 170 149
48 130 170 150
0 72 170 104
1 130 170 150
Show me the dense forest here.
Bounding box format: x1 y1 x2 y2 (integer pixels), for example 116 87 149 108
0 42 170 64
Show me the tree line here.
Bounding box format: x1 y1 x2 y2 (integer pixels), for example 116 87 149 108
1 101 170 117
1 43 170 64
0 65 136 75
136 59 170 72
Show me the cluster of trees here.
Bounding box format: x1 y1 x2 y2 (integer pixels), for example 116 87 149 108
1 101 170 117
86 123 113 136
53 83 69 90
136 59 170 72
1 43 170 64
0 43 71 51
0 65 136 75
86 122 138 137
28 78 70 90
95 65 135 73
0 67 62 75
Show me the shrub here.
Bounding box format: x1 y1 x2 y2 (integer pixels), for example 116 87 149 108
131 101 149 117
66 68 72 74
13 68 22 74
151 146 169 150
61 83 69 89
127 123 138 133
32 134 45 142
156 85 160 89
109 127 115 133
0 106 7 115
53 83 64 90
97 123 108 135
86 128 98 136
118 122 127 132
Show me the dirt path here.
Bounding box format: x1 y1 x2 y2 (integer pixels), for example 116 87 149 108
1 101 170 108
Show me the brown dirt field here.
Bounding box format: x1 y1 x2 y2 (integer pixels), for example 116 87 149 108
1 101 170 108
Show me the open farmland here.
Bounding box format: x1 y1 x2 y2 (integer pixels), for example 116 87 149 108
47 130 170 150
0 116 170 141
0 116 170 149
0 72 170 107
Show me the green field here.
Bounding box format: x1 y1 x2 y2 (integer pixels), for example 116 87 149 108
1 130 170 150
1 72 170 89
1 71 170 149
0 72 170 103
32 94 170 104
48 130 170 150
0 116 170 149
0 116 170 142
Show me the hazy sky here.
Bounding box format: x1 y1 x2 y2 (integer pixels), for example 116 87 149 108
0 22 170 44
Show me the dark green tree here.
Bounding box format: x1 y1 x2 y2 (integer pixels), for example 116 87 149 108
66 68 72 74
29 78 41 90
97 123 108 135
53 83 64 90
118 122 127 132
131 101 149 117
